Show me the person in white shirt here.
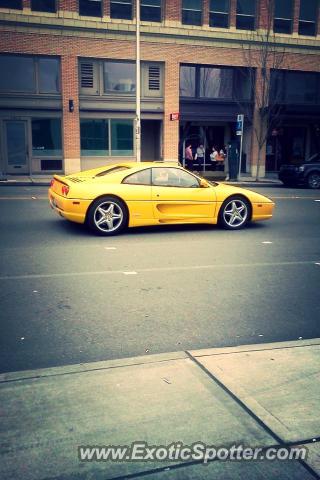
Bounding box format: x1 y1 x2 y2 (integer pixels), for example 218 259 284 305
210 146 218 170
196 144 205 170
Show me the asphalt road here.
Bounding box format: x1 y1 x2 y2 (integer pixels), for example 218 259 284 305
0 184 320 374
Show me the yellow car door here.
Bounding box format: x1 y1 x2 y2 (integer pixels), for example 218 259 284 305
121 168 153 226
151 167 216 223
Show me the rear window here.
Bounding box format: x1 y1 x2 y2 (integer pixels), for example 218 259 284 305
122 169 152 185
95 166 130 177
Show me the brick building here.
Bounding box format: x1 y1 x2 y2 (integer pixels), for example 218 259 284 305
0 0 319 178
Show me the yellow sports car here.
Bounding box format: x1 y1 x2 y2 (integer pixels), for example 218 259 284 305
48 162 274 235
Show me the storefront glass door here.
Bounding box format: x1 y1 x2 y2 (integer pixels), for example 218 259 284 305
5 120 29 174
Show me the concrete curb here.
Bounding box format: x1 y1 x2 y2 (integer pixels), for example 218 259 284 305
2 338 319 383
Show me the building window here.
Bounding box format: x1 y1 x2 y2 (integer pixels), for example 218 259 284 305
38 57 60 93
0 0 22 8
80 119 109 156
80 119 134 156
79 0 102 17
199 67 233 99
285 72 318 104
236 0 256 30
0 56 35 92
299 0 318 36
273 0 293 34
180 64 253 100
180 65 196 97
141 0 161 22
209 0 229 28
182 0 202 26
31 0 56 12
0 55 60 94
103 61 136 93
270 70 320 105
32 119 62 156
234 68 253 100
111 119 133 156
110 0 132 19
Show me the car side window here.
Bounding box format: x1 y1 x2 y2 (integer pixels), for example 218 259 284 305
122 169 152 185
152 168 200 188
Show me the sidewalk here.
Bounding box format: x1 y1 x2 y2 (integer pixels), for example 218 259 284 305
1 339 319 480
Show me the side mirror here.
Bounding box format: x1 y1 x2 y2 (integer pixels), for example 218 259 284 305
200 179 210 188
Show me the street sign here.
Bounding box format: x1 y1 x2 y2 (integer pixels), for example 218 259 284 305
170 112 180 121
236 114 244 136
236 114 244 180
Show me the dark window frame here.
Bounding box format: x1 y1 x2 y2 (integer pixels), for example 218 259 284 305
31 0 57 13
179 63 253 102
0 54 60 94
209 0 230 28
110 0 132 19
103 60 136 95
273 0 293 34
0 0 22 9
140 0 162 22
298 0 318 37
236 0 257 31
31 117 62 158
80 118 134 157
78 0 103 17
182 0 203 26
270 69 320 105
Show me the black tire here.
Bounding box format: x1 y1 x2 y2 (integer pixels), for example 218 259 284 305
87 196 128 235
307 172 320 189
218 196 251 230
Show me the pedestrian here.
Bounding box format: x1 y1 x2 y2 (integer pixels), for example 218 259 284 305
210 146 218 170
217 148 226 170
196 144 205 170
185 144 193 170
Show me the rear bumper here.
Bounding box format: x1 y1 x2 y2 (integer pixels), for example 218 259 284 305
48 188 90 224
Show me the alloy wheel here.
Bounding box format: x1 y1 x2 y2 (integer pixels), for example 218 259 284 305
222 199 248 228
93 201 124 233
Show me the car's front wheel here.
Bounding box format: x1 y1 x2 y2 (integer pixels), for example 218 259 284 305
307 172 320 189
87 196 128 235
218 196 251 230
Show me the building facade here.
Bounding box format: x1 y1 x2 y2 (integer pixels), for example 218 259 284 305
0 0 319 178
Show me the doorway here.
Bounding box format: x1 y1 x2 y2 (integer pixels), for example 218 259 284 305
141 120 161 161
4 120 29 174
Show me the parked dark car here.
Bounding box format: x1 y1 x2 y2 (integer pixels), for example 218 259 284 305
279 153 320 189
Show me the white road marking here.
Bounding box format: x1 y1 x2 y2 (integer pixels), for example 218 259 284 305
104 247 116 250
315 200 320 202
0 261 318 281
262 241 273 244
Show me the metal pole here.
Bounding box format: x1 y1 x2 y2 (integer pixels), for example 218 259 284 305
238 119 244 180
135 0 141 162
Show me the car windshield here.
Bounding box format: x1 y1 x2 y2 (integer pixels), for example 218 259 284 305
306 153 320 163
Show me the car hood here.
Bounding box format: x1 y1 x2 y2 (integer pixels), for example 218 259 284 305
214 183 274 204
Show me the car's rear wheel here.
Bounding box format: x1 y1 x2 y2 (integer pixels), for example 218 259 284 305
307 172 320 189
218 196 251 230
87 196 128 235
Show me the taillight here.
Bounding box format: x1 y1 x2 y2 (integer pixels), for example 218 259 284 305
50 179 55 187
61 185 69 196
